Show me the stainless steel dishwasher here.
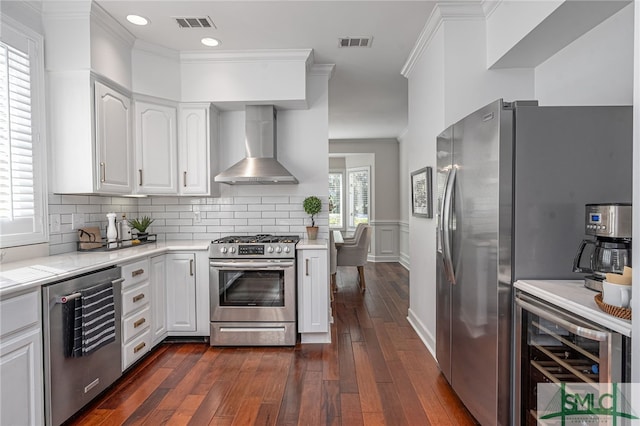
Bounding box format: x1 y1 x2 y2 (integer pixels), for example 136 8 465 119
42 266 123 426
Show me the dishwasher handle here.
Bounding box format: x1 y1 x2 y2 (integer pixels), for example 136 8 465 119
515 294 609 342
55 277 124 304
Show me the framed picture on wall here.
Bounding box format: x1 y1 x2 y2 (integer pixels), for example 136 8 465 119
411 167 432 218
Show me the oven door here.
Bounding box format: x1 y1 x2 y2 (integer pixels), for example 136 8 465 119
209 259 296 322
514 291 623 426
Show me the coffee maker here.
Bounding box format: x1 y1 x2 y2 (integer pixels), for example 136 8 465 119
573 203 632 291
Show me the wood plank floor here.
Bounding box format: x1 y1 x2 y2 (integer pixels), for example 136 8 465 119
67 262 477 425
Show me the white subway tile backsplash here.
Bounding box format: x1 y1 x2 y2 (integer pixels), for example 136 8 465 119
47 193 327 255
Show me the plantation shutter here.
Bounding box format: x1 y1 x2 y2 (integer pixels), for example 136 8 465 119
328 172 343 228
348 167 369 227
0 41 34 221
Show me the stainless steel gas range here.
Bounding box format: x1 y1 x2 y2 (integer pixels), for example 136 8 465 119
209 234 300 346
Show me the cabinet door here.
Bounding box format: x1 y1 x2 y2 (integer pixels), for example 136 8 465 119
0 328 44 426
94 81 132 193
150 255 168 345
135 101 178 194
178 104 210 195
297 249 329 333
166 253 197 332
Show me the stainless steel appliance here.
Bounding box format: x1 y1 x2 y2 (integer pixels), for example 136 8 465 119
573 203 632 291
42 267 123 426
514 291 630 426
209 235 299 346
436 100 632 425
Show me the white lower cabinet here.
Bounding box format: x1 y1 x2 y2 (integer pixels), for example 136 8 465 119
297 246 330 343
150 255 168 346
120 258 151 370
0 289 44 426
166 253 197 332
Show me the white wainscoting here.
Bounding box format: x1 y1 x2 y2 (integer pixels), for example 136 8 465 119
368 220 400 263
398 221 410 270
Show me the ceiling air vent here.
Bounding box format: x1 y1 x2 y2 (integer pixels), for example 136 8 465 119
338 36 373 48
174 16 216 29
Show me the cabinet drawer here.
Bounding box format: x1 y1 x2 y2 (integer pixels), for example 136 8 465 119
123 305 151 342
121 259 149 289
122 282 150 316
122 328 151 371
0 290 39 338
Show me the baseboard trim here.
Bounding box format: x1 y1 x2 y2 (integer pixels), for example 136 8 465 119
399 252 410 270
407 308 436 360
368 254 399 263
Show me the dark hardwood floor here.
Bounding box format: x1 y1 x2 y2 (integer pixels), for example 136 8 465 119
67 262 477 425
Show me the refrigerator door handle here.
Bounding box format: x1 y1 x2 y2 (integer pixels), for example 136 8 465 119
442 167 457 284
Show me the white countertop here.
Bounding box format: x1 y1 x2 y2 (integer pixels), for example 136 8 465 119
296 238 328 250
0 240 210 298
515 279 632 337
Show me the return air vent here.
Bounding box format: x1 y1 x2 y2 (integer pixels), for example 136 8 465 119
338 36 373 48
174 16 216 29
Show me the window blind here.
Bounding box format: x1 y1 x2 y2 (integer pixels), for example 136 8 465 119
329 172 343 228
0 41 34 221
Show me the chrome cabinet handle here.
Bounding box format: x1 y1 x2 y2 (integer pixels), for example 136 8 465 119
183 171 187 187
306 259 309 276
132 268 145 277
133 342 146 353
190 259 194 276
133 293 145 303
100 162 106 182
138 169 143 186
133 318 146 328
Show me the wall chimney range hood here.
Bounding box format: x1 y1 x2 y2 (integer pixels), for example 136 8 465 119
214 105 298 184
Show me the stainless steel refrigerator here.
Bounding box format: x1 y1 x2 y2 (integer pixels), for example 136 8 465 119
435 99 632 425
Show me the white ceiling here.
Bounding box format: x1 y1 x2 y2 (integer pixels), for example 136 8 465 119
95 1 437 140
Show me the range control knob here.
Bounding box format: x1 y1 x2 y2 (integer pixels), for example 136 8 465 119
276 246 283 253
220 247 228 254
229 246 236 254
284 246 291 254
267 246 274 253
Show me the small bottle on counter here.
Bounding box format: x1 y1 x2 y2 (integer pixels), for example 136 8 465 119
120 214 132 246
106 213 118 248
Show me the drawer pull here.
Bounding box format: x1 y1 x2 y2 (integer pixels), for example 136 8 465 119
133 293 145 303
190 259 194 276
138 169 143 186
100 162 106 182
134 318 146 328
183 171 187 187
133 342 146 353
132 268 145 277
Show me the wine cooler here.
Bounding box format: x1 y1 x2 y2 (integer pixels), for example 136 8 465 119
514 291 631 425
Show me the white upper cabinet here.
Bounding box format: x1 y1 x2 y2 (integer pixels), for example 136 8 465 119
178 104 217 195
134 101 178 194
94 81 133 194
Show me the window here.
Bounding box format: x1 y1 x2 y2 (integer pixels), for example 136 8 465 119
0 20 47 248
347 167 369 228
328 172 343 229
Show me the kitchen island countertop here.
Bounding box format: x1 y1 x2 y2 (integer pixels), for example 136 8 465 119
514 279 632 337
0 240 210 298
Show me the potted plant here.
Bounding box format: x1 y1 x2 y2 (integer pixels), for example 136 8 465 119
128 216 154 241
303 196 322 240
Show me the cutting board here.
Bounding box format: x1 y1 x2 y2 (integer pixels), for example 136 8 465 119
78 226 103 250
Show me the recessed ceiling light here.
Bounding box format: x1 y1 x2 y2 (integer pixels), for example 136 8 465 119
126 15 149 26
201 37 220 47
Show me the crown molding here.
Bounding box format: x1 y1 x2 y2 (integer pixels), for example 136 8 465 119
180 49 313 65
401 1 486 78
482 0 502 19
133 39 180 61
309 64 335 79
41 0 92 18
90 2 135 48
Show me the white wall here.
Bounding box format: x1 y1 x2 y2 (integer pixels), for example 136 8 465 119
132 41 181 101
535 4 634 105
403 0 635 374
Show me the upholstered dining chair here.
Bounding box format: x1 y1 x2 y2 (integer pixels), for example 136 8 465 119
329 230 338 300
336 225 371 292
341 223 365 245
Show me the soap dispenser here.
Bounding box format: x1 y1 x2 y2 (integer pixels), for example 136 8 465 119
106 212 118 248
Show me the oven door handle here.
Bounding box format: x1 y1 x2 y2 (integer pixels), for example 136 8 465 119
210 260 295 269
515 295 609 342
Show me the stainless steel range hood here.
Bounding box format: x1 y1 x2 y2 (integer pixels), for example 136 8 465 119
215 105 298 184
